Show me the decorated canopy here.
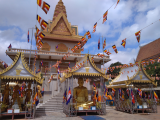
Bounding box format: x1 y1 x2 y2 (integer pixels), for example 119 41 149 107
60 54 109 83
0 52 44 85
107 62 157 88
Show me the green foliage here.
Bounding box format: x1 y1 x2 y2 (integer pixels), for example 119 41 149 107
108 62 123 75
145 62 160 76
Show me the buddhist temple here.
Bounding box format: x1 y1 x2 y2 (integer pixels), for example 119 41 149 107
6 0 111 103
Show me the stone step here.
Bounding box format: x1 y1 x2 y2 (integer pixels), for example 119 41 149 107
38 106 63 108
36 108 63 111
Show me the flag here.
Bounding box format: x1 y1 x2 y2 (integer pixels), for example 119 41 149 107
37 0 50 14
112 88 116 96
81 47 84 52
103 39 106 49
63 89 67 103
135 31 141 43
157 57 160 63
131 89 135 104
28 30 29 43
114 0 120 9
92 22 97 33
126 89 129 96
56 45 58 49
36 69 41 74
112 45 118 53
119 88 121 97
81 37 86 42
154 91 158 102
98 39 100 50
37 15 48 30
137 88 142 98
38 32 45 39
121 38 126 48
102 10 108 24
86 31 91 39
8 44 12 48
104 49 111 55
66 87 72 105
41 60 43 66
41 87 44 96
93 82 96 89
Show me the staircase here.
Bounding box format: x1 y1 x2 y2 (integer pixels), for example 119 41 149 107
35 95 63 115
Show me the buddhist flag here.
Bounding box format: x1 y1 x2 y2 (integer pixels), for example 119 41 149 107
86 31 91 39
81 47 84 52
28 30 29 43
92 22 97 33
36 26 41 36
137 88 142 98
131 89 135 104
98 39 100 50
37 15 48 30
121 38 126 48
112 45 118 53
81 37 86 42
104 49 111 55
38 32 45 40
157 57 160 62
112 88 116 96
102 10 108 24
37 0 50 14
154 91 158 102
135 31 141 43
103 39 106 49
114 0 120 9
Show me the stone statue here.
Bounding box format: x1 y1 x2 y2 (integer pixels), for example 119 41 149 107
25 83 32 104
11 85 22 110
2 84 11 105
73 78 88 103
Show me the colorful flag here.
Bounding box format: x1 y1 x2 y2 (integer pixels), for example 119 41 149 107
56 45 58 49
102 10 108 24
37 0 50 14
103 39 106 49
41 60 43 66
154 91 158 102
98 39 100 50
131 89 135 104
37 15 48 30
38 32 45 39
86 31 91 39
157 57 160 62
81 47 84 52
93 82 96 89
81 37 86 42
126 89 129 96
112 45 118 53
121 38 126 48
135 31 141 43
8 44 12 48
114 0 120 9
36 69 41 74
92 22 97 33
28 30 29 43
119 88 121 97
104 49 111 55
36 26 41 37
137 88 142 98
63 89 67 103
112 88 116 97
66 87 72 105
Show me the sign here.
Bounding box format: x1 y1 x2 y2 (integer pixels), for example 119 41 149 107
7 109 13 113
14 109 20 113
91 106 96 110
79 107 83 110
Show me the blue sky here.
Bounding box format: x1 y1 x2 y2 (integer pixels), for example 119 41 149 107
0 0 160 68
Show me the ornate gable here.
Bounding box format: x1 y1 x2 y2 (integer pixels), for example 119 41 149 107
49 12 72 36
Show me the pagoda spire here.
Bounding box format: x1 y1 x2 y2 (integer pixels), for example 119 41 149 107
53 0 67 21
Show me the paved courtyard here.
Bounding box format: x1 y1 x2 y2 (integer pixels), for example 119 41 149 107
0 106 160 120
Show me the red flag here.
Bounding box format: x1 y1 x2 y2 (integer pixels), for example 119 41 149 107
114 0 120 9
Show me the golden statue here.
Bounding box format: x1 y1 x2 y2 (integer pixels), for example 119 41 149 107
25 83 32 104
11 85 22 110
37 85 42 99
73 78 92 109
2 84 11 105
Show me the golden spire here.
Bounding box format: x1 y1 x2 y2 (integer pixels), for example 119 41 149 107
53 0 67 21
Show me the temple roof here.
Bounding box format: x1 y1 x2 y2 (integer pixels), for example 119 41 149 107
0 52 44 84
107 62 157 88
60 54 109 83
136 38 160 62
53 0 67 21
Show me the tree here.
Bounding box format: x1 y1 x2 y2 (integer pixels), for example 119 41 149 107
107 62 123 75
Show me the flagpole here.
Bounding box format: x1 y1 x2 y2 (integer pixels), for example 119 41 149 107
29 27 34 68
